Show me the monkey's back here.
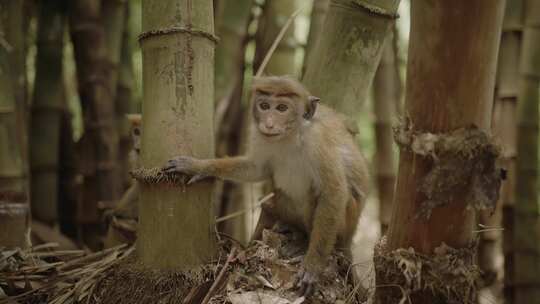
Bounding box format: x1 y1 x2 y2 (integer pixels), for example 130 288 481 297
309 104 370 208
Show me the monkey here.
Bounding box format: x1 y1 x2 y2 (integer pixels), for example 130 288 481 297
163 76 369 296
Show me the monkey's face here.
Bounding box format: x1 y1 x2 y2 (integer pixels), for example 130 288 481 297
253 91 300 141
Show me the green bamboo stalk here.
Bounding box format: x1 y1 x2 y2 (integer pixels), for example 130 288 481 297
30 0 66 224
0 0 29 197
102 0 126 102
372 33 399 235
214 0 253 103
302 0 399 120
514 0 540 302
214 0 254 244
102 0 127 188
116 2 137 189
69 0 122 238
138 0 216 269
485 0 523 298
301 0 329 76
254 0 300 76
0 20 29 248
0 0 27 107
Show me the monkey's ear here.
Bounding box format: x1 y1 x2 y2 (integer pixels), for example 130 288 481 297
303 96 320 120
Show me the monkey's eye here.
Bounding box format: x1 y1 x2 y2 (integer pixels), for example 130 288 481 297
259 102 270 110
276 104 288 112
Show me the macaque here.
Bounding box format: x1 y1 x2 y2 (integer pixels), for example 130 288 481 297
163 76 369 295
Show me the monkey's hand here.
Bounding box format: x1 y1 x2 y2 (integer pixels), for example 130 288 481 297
297 267 319 297
162 156 205 175
162 156 210 184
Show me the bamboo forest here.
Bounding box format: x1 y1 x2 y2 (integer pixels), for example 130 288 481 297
1 0 539 303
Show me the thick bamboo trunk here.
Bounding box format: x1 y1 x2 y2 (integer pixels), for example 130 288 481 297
0 20 29 248
302 0 400 119
30 0 66 224
137 0 216 269
483 0 522 296
378 1 504 303
69 0 121 243
301 0 329 77
253 0 299 75
372 33 399 235
387 0 503 254
514 1 540 302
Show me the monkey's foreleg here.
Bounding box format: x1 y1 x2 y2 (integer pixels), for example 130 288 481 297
300 176 347 297
163 155 269 183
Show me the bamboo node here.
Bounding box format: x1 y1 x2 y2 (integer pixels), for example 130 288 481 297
331 0 399 19
130 166 188 188
393 119 503 219
0 191 27 203
138 26 219 44
374 237 480 303
0 193 28 216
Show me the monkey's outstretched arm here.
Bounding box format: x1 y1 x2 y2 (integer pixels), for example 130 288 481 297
163 155 269 183
300 164 348 295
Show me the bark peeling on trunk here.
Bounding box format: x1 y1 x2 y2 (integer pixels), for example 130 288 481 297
393 123 502 220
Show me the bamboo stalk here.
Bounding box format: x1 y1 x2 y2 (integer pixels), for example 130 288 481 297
69 0 122 234
214 0 253 103
213 0 254 244
116 2 137 190
379 1 505 302
253 0 300 76
372 33 399 235
514 1 540 301
30 0 67 224
302 0 400 119
0 16 29 248
484 0 522 297
301 0 330 77
137 0 217 269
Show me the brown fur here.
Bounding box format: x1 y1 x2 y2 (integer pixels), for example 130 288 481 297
164 76 369 284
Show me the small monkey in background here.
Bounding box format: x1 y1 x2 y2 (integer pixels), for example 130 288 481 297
163 76 369 295
104 114 142 247
115 114 142 220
